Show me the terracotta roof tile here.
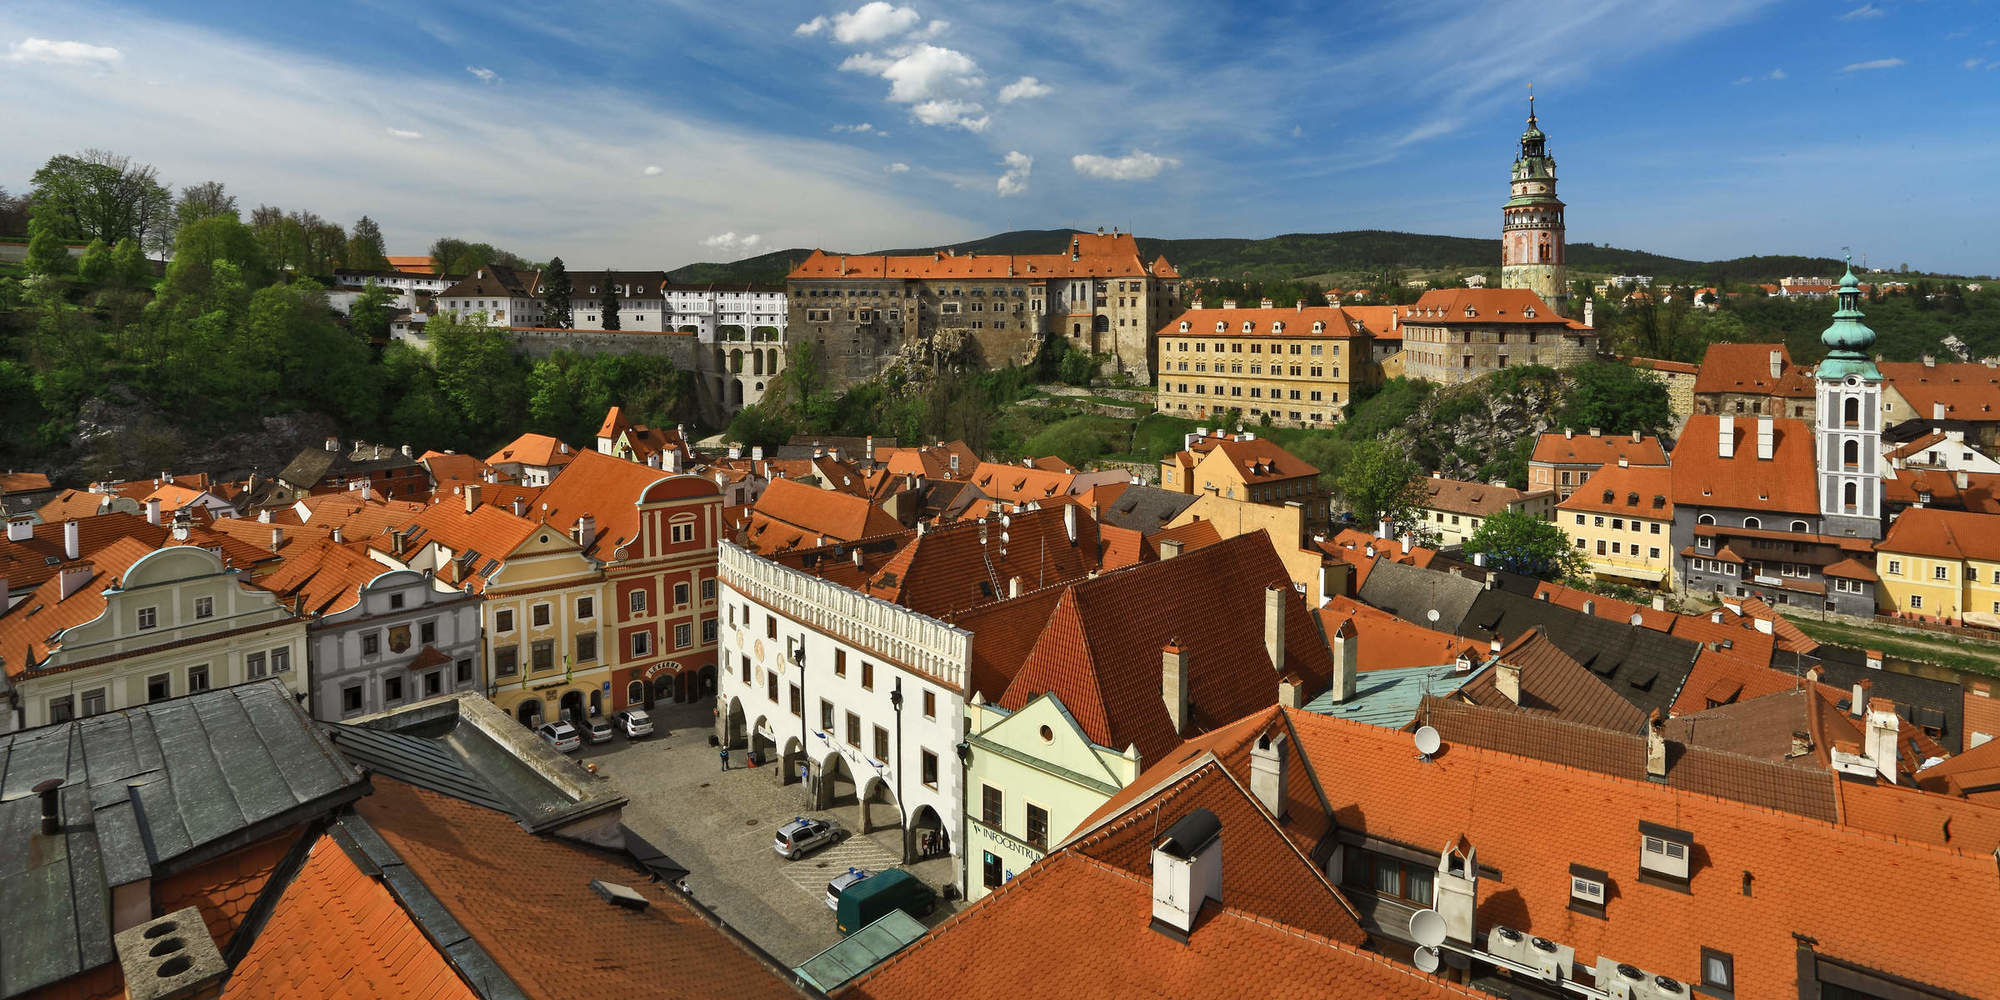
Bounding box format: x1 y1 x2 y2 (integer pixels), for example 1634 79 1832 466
1420 476 1542 517
967 462 1079 505
1530 431 1669 468
1316 598 1480 671
0 513 166 592
154 831 295 954
1879 506 2000 562
741 477 902 553
1880 361 2000 422
1399 288 1571 326
1691 342 1817 398
865 505 1098 618
484 432 579 470
1158 304 1368 340
1669 414 1820 513
1456 627 1649 731
0 536 157 677
788 232 1169 283
1556 463 1674 517
534 449 719 562
255 537 400 616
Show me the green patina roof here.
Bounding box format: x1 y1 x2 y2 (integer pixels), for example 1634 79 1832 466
1816 254 1881 381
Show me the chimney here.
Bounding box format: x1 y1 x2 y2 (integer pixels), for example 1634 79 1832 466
359 481 373 502
1588 427 1601 437
1957 469 1972 490
6 517 33 542
1788 730 1813 758
1159 538 1184 560
1494 656 1522 705
1646 710 1668 780
1866 649 1884 670
575 513 596 550
1249 731 1289 820
64 519 80 560
728 445 742 460
1922 354 1936 368
1852 677 1873 717
1583 298 1594 328
1718 414 1735 458
1377 518 1393 540
269 527 284 552
1150 809 1222 939
1329 619 1357 703
1472 551 1487 568
34 778 61 835
464 483 482 514
1008 575 1024 598
257 508 271 523
58 561 94 600
1652 595 1667 611
325 436 340 452
1162 642 1190 736
1755 416 1774 461
853 548 866 569
1064 503 1078 544
511 498 526 517
1263 586 1286 675
1222 299 1238 310
751 445 764 462
1768 349 1783 379
113 906 227 1000
1564 428 1574 439
170 510 190 542
331 526 344 544
145 498 162 526
1864 698 1900 783
1258 298 1273 309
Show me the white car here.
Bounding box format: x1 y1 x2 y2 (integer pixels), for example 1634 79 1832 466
825 867 874 910
578 716 615 745
773 816 842 860
614 709 654 739
536 721 581 753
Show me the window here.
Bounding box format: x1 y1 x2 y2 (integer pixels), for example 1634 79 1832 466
861 660 874 690
701 579 717 602
1026 804 1049 850
147 673 172 702
984 851 1004 888
1935 565 1950 581
384 675 404 704
846 712 861 747
1569 864 1607 916
820 699 835 731
675 582 691 607
531 603 551 628
81 688 106 717
577 631 598 662
702 618 718 643
630 590 648 613
766 615 777 639
495 609 515 633
362 632 380 656
48 695 75 723
138 607 158 630
789 683 802 717
495 646 519 676
1639 822 1693 885
767 670 779 703
341 684 363 714
921 749 939 787
922 689 936 719
576 597 594 620
834 649 847 676
1344 850 1435 905
187 664 209 693
531 639 554 672
632 631 652 657
193 596 213 620
873 725 890 762
457 658 472 683
1911 594 1924 609
1700 948 1734 995
670 522 695 543
389 592 405 610
675 623 692 649
1886 559 1902 575
982 785 1003 826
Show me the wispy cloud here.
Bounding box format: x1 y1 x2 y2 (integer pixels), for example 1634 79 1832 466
702 232 764 257
466 65 500 84
831 122 883 134
1735 67 1786 84
885 161 910 173
1841 57 1905 72
996 75 1050 103
1839 3 1884 20
642 164 663 176
7 37 122 67
996 151 1030 197
385 127 423 139
1769 67 1787 79
1071 150 1180 181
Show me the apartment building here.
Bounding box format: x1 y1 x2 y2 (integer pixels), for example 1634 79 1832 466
1876 507 2000 626
1159 430 1328 526
1527 429 1669 500
1417 475 1555 548
435 265 545 327
1153 303 1378 429
1556 462 1676 588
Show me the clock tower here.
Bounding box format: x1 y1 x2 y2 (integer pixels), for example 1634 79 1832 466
1500 94 1568 316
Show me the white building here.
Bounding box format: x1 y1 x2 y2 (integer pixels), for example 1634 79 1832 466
436 266 545 328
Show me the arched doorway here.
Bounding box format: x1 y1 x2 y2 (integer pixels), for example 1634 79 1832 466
908 804 949 861
1092 314 1110 334
588 689 603 718
516 699 543 727
750 715 777 768
649 675 671 706
560 691 585 724
626 679 647 709
698 664 717 698
859 776 904 852
723 698 748 750
819 751 859 819
781 736 806 787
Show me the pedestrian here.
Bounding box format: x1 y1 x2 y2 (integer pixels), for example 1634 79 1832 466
719 746 731 771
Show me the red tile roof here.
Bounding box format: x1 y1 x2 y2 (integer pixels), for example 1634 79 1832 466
1691 342 1817 398
419 449 503 486
1669 414 1821 513
356 778 807 1000
0 471 52 495
1915 735 2000 802
1626 356 1699 375
484 432 579 470
1203 437 1320 484
741 477 902 554
1879 506 2000 562
788 232 1175 282
1419 476 1540 517
36 488 127 522
1558 463 1675 517
968 461 1078 505
1880 361 2000 422
534 448 719 562
1317 597 1480 671
1530 431 1670 468
154 830 294 956
220 833 477 1000
1456 627 1648 732
865 505 1099 618
1399 288 1570 326
255 538 402 616
0 513 165 591
0 536 157 677
1158 304 1367 340
1882 467 2000 513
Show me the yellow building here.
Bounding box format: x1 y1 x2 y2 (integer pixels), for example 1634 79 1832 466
1877 507 2000 626
1418 475 1556 549
1166 490 1336 607
0 541 307 732
1159 429 1328 527
1553 463 1676 589
1154 303 1377 429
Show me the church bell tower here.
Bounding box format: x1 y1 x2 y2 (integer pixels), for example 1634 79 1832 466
1816 254 1884 539
1500 93 1568 316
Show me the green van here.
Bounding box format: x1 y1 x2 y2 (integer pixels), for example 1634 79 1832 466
835 869 936 935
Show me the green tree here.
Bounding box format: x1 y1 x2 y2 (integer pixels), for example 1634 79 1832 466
75 239 113 286
172 181 238 232
344 215 391 271
23 216 73 278
29 149 175 250
349 281 395 340
725 403 799 451
599 284 621 330
430 310 527 432
1022 415 1109 466
1337 438 1426 529
1559 361 1672 437
163 215 270 299
1058 348 1094 386
1464 509 1586 581
110 238 151 289
541 256 573 328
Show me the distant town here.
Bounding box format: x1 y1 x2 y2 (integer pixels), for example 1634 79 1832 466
2 93 1999 1000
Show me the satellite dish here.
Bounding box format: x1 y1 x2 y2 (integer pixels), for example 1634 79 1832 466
1414 946 1441 974
1408 908 1447 949
1413 725 1443 757
1426 608 1441 623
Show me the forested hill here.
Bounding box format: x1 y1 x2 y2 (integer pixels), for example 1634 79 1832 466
665 229 1866 287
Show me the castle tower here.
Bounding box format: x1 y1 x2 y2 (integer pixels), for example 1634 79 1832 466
1815 254 1883 539
1500 94 1568 316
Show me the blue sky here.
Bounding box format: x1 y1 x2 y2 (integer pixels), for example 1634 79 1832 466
4 0 1997 274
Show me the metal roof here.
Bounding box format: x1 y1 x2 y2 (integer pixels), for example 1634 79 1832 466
1354 560 1487 635
0 681 363 999
1303 663 1468 729
793 909 927 992
1453 589 1702 719
1092 485 1198 532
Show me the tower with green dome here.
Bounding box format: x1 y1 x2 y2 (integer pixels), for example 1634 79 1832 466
1500 92 1568 316
1816 254 1884 539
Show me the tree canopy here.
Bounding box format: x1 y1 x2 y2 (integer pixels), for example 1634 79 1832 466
1463 509 1586 581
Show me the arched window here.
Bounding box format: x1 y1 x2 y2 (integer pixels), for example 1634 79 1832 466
1743 517 1761 530
1697 514 1716 526
1791 520 1808 532
1842 440 1859 468
627 680 645 706
1843 397 1860 427
1843 482 1858 511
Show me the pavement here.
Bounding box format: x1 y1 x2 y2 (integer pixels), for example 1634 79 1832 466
577 699 964 968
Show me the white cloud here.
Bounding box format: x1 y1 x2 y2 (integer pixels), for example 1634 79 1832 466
1291 125 1304 139
996 75 1050 103
885 161 910 173
7 37 122 67
911 99 987 131
1841 57 1905 71
912 19 949 40
386 127 423 139
876 43 982 102
1840 3 1884 20
794 16 827 36
1070 150 1180 181
702 232 764 257
1769 67 1787 79
996 151 1031 197
832 122 877 133
1733 75 1753 84
466 65 500 84
831 3 922 44
1735 67 1786 84
642 164 663 176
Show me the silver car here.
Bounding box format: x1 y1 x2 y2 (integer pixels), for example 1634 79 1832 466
579 716 614 745
825 867 874 910
613 709 654 738
773 816 842 860
535 721 581 753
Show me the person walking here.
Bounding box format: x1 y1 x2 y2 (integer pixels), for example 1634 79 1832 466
719 746 731 771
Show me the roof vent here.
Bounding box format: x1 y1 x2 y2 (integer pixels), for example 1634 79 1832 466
589 879 652 911
114 906 226 1000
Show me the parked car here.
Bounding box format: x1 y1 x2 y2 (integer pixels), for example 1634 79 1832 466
825 867 874 910
536 721 581 753
773 816 843 860
579 716 615 745
613 709 654 739
836 869 936 934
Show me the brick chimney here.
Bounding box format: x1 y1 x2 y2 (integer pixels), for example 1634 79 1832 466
464 483 482 514
1249 730 1289 820
1328 618 1357 703
1162 642 1190 736
1263 586 1286 675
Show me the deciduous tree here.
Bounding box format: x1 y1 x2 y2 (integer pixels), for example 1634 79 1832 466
23 216 73 278
1463 509 1586 581
29 150 175 251
1336 438 1427 530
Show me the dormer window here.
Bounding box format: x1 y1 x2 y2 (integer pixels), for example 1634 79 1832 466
1464 306 1477 318
1523 307 1536 318
1569 864 1608 918
1602 490 1615 504
1215 321 1227 333
1312 321 1325 333
1639 822 1692 887
1179 321 1190 331
1272 322 1285 334
1241 321 1254 333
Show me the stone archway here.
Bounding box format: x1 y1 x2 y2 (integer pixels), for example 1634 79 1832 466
750 715 777 768
781 736 806 787
908 804 949 861
859 776 905 854
589 688 604 718
819 751 860 821
516 699 543 727
722 697 748 750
